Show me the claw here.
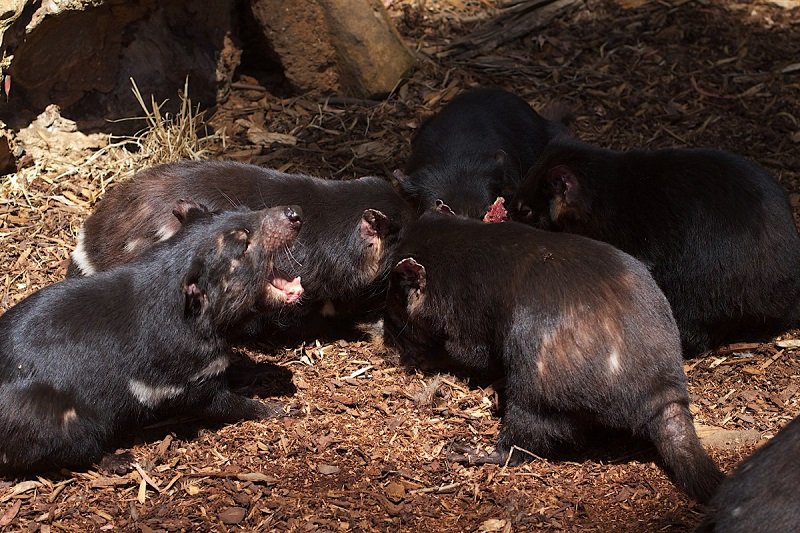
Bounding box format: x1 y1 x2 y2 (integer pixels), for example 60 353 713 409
447 441 510 465
257 399 303 419
98 451 134 475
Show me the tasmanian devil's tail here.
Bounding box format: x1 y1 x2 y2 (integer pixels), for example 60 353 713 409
645 401 725 503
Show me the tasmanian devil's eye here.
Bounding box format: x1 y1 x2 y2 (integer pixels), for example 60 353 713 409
518 204 533 221
242 228 252 255
228 229 250 255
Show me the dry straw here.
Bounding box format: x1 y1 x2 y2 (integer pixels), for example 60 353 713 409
129 76 224 165
1 77 223 204
0 78 224 306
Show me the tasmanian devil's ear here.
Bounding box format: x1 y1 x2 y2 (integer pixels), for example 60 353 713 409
392 169 416 194
547 165 580 205
173 199 212 225
393 169 410 184
394 257 426 291
434 199 456 216
394 257 427 313
360 209 391 242
513 200 535 222
182 258 207 316
394 257 428 314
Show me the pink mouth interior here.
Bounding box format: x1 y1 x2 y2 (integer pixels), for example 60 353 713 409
268 274 304 304
483 197 508 223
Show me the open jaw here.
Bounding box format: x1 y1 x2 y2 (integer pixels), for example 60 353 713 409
266 269 304 305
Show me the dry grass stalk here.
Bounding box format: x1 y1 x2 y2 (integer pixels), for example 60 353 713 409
413 374 446 407
129 77 223 166
1 78 223 206
2 1 800 529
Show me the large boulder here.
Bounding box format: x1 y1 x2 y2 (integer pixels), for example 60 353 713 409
0 0 238 133
0 0 414 134
249 0 415 98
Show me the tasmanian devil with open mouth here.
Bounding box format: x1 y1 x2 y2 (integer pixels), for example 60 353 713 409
0 201 303 474
67 161 415 337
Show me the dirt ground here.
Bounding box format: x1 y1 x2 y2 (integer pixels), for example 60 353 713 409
2 0 800 531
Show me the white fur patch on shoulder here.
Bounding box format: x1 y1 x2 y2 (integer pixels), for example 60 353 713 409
128 379 184 408
156 224 176 242
70 228 96 276
191 356 229 382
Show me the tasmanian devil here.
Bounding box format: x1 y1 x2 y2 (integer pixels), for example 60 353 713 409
395 87 567 219
511 137 800 356
0 201 303 474
68 160 415 333
384 213 724 503
697 414 800 532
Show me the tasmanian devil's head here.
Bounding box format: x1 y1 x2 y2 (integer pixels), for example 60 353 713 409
176 201 304 330
395 149 515 220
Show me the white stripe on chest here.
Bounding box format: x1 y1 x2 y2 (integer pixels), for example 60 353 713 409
128 379 184 408
129 357 228 408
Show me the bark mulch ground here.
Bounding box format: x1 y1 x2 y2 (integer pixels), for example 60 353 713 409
1 0 799 531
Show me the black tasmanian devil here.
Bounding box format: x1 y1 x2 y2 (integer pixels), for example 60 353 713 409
697 413 800 533
395 87 567 219
0 202 303 474
511 137 800 356
68 160 415 330
384 213 724 503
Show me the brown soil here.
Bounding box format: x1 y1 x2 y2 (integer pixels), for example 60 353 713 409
2 0 800 531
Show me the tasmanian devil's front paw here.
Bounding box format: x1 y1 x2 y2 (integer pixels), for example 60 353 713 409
447 440 509 465
256 399 303 419
98 451 135 475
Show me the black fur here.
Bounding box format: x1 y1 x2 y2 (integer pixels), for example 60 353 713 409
511 138 800 356
698 414 800 532
398 88 566 218
384 213 723 503
67 161 416 334
0 204 302 474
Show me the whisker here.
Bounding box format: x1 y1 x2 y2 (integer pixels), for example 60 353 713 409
284 243 303 267
396 317 410 338
216 188 239 208
257 180 269 209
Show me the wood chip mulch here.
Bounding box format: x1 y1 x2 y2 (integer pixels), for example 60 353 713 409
1 0 799 530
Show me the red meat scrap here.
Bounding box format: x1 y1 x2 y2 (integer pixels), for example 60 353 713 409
483 197 508 223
